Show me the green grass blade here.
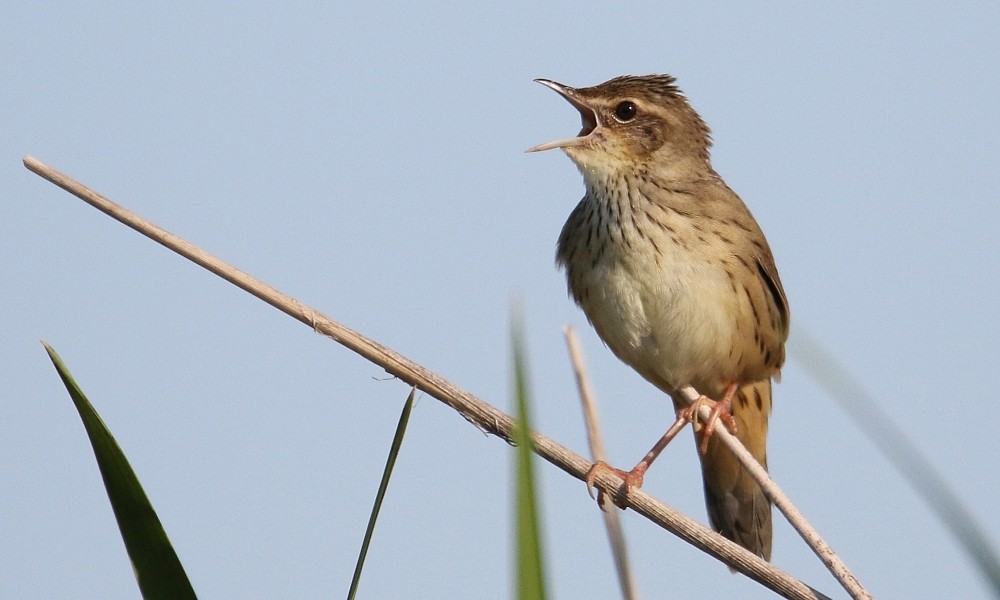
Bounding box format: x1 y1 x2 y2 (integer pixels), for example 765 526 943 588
792 330 1000 598
347 387 416 600
511 320 547 600
42 342 197 600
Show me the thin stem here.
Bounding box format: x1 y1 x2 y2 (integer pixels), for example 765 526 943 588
563 326 638 600
25 155 835 600
678 385 872 600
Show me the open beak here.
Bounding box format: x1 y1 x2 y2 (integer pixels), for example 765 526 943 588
526 79 600 152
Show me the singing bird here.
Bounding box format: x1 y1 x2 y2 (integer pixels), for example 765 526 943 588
529 75 789 559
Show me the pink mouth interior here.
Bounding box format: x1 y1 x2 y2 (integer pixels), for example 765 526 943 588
573 102 597 137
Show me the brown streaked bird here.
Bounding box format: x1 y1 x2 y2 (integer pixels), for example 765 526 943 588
529 74 789 560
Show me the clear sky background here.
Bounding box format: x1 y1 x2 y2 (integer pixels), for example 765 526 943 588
4 3 999 599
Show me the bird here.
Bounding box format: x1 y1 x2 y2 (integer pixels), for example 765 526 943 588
528 74 789 560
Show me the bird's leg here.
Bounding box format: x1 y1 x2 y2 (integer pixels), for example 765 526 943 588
586 383 742 507
680 381 740 455
585 413 690 509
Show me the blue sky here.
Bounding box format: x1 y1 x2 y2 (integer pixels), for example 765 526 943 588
4 3 999 599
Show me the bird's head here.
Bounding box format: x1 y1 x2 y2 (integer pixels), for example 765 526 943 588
528 74 712 179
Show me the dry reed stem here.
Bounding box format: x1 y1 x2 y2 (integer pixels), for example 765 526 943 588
677 385 871 599
563 326 638 600
24 155 845 600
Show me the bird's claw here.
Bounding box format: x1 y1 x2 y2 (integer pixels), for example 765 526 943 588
585 461 645 510
680 391 738 455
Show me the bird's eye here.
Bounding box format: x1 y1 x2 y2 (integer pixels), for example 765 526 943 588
613 101 637 122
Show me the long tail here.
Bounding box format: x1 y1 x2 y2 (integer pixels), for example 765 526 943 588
697 379 773 560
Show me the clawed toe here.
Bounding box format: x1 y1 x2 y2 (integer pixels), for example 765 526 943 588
585 461 646 509
681 383 740 455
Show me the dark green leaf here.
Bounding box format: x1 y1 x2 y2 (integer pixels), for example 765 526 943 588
43 342 197 600
348 387 416 600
